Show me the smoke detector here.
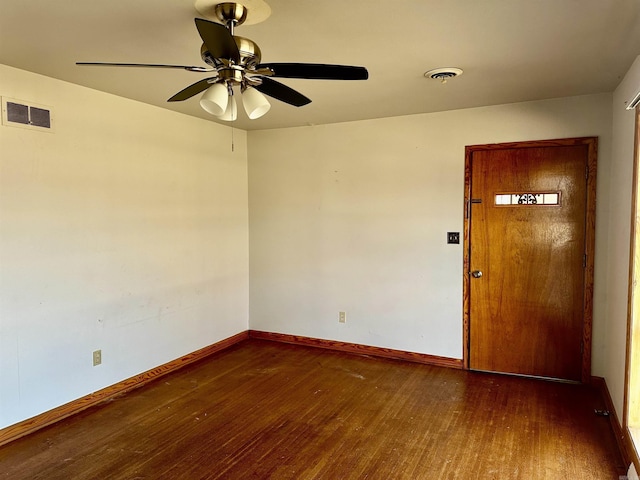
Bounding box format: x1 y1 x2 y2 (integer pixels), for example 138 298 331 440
424 67 463 84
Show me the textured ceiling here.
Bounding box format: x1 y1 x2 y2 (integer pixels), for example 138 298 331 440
1 0 640 130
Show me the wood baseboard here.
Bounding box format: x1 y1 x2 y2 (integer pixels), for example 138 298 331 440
592 376 639 471
0 331 249 448
248 330 464 369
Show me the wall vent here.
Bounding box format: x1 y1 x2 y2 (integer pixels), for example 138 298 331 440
1 97 54 132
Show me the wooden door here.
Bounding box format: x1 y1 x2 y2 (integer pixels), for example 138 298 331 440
465 138 597 382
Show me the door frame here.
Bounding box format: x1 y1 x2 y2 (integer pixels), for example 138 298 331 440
462 137 598 383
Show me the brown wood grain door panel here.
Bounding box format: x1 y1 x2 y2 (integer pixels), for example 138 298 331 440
466 140 595 381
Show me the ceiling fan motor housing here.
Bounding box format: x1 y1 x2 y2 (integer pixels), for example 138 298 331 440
234 36 261 67
200 36 261 70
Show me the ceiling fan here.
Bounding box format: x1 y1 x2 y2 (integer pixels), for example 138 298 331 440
77 1 369 121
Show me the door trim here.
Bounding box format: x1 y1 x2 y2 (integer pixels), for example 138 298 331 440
462 137 598 383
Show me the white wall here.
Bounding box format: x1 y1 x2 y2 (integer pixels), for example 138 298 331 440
0 65 249 428
605 55 640 419
248 94 613 364
1 60 631 431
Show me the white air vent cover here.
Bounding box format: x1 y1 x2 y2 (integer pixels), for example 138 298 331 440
1 97 54 132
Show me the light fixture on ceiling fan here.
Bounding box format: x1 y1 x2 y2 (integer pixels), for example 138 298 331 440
77 0 369 121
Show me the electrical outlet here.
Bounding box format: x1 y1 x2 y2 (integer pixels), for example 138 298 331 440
447 232 460 244
93 349 102 366
339 311 346 323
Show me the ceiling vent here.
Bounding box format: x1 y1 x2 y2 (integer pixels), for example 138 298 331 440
1 97 54 132
424 67 464 84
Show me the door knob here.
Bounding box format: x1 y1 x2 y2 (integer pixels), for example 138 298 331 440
471 270 483 278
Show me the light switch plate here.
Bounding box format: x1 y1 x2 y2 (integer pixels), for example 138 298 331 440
447 232 460 244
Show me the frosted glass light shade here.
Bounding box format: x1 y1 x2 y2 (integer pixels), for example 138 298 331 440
218 95 237 122
242 87 271 119
200 83 228 116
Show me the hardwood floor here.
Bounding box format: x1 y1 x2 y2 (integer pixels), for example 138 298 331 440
0 339 625 479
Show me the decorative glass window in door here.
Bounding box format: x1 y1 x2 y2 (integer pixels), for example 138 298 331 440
495 192 560 206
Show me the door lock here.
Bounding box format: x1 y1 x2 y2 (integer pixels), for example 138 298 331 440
471 270 483 278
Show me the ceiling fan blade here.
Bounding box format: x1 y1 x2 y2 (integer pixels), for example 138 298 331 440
254 77 311 107
76 62 212 72
257 63 369 80
194 18 240 63
167 78 215 102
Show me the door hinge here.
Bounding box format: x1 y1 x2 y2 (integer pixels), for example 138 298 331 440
586 165 589 179
583 254 587 268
